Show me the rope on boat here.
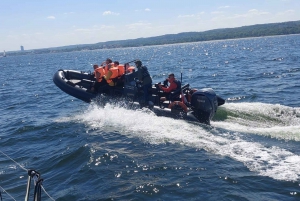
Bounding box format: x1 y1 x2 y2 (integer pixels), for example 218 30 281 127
0 185 16 201
0 150 55 201
0 150 27 172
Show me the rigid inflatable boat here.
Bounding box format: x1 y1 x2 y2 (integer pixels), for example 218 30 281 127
53 69 225 124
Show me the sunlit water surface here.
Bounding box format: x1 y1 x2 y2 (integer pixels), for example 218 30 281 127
1 35 300 200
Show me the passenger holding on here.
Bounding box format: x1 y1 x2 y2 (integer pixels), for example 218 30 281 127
91 64 106 92
135 60 153 105
113 61 119 67
113 61 125 76
113 61 125 86
124 63 135 73
91 58 113 92
103 61 121 86
158 73 181 102
101 58 112 66
103 63 115 86
91 64 99 81
101 58 113 72
124 63 130 73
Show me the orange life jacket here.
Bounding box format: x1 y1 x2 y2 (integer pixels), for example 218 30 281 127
110 67 119 79
105 67 119 86
127 66 135 73
117 65 125 76
95 67 105 82
103 63 113 72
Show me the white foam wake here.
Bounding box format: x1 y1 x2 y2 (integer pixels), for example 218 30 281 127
70 103 300 181
213 102 300 141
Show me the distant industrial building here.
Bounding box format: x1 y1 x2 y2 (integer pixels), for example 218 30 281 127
20 46 24 51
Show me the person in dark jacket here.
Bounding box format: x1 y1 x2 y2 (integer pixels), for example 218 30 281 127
135 60 153 106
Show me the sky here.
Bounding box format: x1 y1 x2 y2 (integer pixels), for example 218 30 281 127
1 0 299 51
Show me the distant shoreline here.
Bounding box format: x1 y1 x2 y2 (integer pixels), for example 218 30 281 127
5 20 300 56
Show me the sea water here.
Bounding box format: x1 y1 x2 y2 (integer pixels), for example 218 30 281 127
0 34 300 200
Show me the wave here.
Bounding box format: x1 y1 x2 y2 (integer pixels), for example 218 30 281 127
55 102 300 182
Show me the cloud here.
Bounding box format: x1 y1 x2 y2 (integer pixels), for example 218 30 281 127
178 12 205 18
64 12 75 15
225 9 270 19
126 22 152 30
178 14 195 18
74 25 115 33
218 6 231 9
211 11 224 15
75 28 91 32
248 9 269 15
102 11 120 16
277 9 295 16
145 8 151 12
47 16 55 19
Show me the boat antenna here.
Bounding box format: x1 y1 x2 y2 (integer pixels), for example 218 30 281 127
180 67 183 83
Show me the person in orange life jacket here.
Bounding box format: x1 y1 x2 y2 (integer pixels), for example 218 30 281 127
113 61 125 75
103 61 122 86
92 58 112 84
91 64 99 81
113 61 124 86
135 60 153 105
100 58 113 72
158 73 180 102
101 58 112 66
91 65 106 92
113 61 119 67
124 63 135 73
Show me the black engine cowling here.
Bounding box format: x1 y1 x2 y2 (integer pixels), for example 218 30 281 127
191 88 219 124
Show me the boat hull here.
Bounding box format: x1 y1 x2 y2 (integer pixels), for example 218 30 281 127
53 70 97 102
53 70 225 124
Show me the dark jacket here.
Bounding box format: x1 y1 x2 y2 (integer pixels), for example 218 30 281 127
137 66 152 86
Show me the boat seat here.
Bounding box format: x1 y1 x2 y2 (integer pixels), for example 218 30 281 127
66 80 76 87
67 79 81 87
81 79 94 89
81 79 94 84
69 79 81 84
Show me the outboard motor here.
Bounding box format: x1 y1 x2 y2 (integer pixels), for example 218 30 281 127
191 88 218 124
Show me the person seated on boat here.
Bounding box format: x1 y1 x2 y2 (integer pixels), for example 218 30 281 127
91 64 99 81
91 65 106 92
124 63 135 73
113 61 125 75
91 64 105 80
158 73 181 102
113 61 119 67
135 60 153 106
113 61 126 86
100 58 113 72
103 62 120 87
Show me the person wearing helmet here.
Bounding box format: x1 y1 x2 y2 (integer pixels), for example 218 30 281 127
135 60 153 106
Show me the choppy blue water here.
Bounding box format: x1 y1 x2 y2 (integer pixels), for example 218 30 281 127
1 35 300 201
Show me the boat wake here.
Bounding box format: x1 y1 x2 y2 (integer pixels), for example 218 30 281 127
56 102 300 182
212 102 300 141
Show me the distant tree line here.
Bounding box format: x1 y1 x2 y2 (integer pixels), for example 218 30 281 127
7 20 300 56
